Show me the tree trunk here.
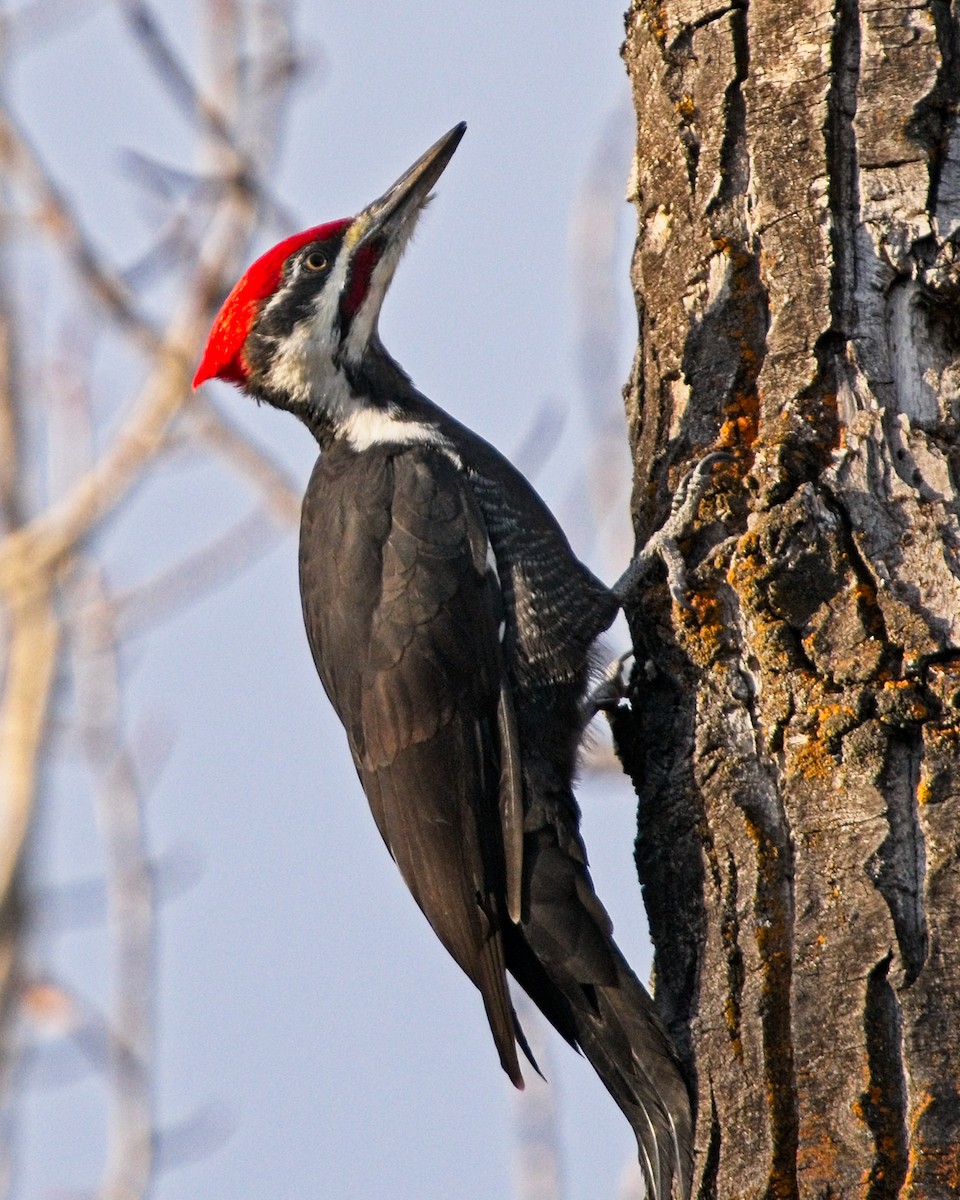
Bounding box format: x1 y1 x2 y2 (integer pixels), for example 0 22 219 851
618 1 960 1195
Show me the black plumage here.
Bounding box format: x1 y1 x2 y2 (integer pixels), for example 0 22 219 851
297 397 692 1196
194 124 694 1199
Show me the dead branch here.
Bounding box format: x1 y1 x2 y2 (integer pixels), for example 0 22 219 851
72 565 154 1200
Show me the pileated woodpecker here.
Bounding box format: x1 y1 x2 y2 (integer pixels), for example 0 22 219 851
195 124 693 1199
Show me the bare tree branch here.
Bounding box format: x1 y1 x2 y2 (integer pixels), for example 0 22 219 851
0 584 58 934
0 106 163 353
121 0 297 228
0 278 22 533
72 565 154 1200
0 7 306 1190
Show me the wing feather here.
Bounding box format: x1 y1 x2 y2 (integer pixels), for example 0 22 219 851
497 681 524 924
299 442 525 1085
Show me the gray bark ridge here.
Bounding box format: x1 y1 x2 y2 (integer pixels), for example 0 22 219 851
621 1 960 1196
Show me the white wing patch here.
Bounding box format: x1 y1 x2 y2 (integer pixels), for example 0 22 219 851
483 540 506 643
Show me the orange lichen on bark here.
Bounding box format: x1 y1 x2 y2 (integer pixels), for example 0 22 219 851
916 722 960 804
636 0 669 44
786 702 854 782
926 658 960 710
788 732 834 781
727 531 764 602
719 388 760 453
923 724 960 750
877 678 930 725
905 1088 960 1194
677 588 726 664
817 702 859 744
796 1107 843 1192
854 580 885 637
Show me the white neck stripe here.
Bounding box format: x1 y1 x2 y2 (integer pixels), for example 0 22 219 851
339 406 445 453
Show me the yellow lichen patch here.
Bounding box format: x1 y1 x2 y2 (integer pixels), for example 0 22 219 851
785 703 857 783
727 532 765 603
926 658 960 709
918 721 960 804
637 0 669 45
676 589 726 665
905 1087 960 1194
853 580 885 637
924 724 960 751
816 702 859 744
676 92 695 120
797 1108 843 1192
877 678 930 725
722 993 743 1061
719 389 760 453
789 733 834 781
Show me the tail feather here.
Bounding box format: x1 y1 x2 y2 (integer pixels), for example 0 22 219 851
509 830 694 1200
574 955 694 1199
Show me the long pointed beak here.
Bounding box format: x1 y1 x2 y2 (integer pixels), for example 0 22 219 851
349 122 466 249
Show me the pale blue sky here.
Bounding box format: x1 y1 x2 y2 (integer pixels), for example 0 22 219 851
19 4 651 1197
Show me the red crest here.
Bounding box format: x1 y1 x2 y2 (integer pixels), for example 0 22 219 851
193 219 352 387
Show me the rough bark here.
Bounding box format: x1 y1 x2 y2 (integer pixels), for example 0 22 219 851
618 1 960 1196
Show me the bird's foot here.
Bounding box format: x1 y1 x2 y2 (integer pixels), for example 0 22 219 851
585 650 636 719
613 451 731 609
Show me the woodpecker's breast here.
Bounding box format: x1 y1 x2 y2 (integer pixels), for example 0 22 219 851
298 438 502 764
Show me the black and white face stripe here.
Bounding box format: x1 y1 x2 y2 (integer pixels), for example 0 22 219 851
242 234 348 408
249 228 349 356
242 197 441 445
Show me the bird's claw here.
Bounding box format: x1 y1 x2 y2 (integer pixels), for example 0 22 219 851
614 450 731 607
585 650 635 718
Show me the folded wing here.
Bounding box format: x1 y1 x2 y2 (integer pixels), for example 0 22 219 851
299 442 526 1085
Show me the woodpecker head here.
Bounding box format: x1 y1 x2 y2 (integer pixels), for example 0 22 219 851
193 123 466 435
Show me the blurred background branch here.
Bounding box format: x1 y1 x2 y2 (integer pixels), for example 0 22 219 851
0 2 307 1194
0 1 637 1196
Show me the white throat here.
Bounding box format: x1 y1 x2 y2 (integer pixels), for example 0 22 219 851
260 211 440 453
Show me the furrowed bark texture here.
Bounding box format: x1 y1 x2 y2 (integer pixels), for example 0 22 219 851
618 1 960 1196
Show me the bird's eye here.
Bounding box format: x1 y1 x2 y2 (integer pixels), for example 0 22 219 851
304 251 328 272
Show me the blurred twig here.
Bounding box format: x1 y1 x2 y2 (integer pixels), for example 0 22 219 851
0 3 310 1193
120 0 298 228
0 106 162 351
512 996 564 1200
0 269 22 532
72 565 154 1199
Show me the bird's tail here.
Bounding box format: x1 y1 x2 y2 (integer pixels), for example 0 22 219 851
507 831 693 1200
573 947 693 1200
